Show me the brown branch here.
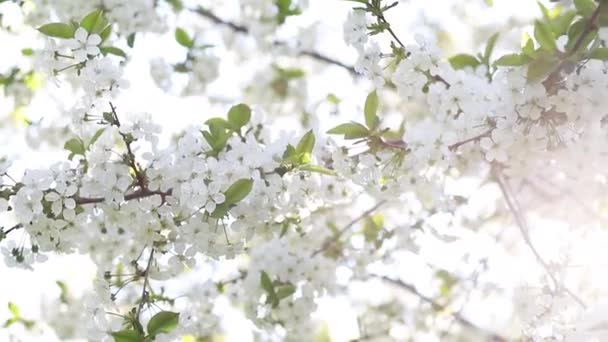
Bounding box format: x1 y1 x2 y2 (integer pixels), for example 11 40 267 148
448 129 493 152
136 248 155 321
494 169 587 309
75 189 172 205
190 7 357 75
311 200 387 257
2 223 23 236
109 102 147 191
379 276 509 342
543 2 604 91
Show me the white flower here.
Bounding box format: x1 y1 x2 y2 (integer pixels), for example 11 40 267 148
67 27 101 61
343 10 368 49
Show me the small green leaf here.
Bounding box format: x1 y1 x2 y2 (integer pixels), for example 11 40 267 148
111 329 143 342
364 90 379 129
574 0 597 17
21 48 34 56
88 128 105 148
205 118 231 131
175 27 194 48
526 56 559 82
282 144 296 160
327 122 369 140
550 10 577 37
227 103 251 130
147 311 180 337
276 284 296 300
590 47 608 60
522 33 536 57
37 23 76 39
167 0 184 11
100 46 126 58
56 281 69 304
8 302 20 318
99 25 112 42
296 130 315 155
260 271 274 295
64 138 86 160
209 203 230 219
494 53 531 66
80 9 108 34
483 33 500 63
224 178 254 204
299 164 337 176
448 54 481 70
534 20 557 52
127 33 136 48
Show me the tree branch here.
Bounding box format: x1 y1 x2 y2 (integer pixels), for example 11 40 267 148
136 248 155 321
190 7 357 75
312 200 387 257
379 276 509 342
494 169 587 309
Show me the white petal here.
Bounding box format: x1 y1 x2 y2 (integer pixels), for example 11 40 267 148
75 27 88 42
86 46 100 56
87 34 101 46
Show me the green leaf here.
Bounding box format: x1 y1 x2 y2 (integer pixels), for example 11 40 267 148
21 48 34 56
8 302 20 318
275 0 301 24
167 0 184 11
299 164 337 176
100 46 126 58
534 20 557 52
327 122 369 140
590 47 608 60
224 178 254 204
550 10 577 37
37 23 75 39
296 130 315 155
574 0 597 17
364 90 380 129
64 138 86 160
522 33 536 57
448 54 481 70
99 25 112 42
175 27 194 48
276 284 296 300
88 128 105 148
147 311 180 337
260 271 274 295
205 118 231 131
209 203 230 218
483 33 500 63
526 56 559 82
282 144 296 160
227 103 251 130
127 33 136 48
56 281 69 304
494 53 531 66
111 329 143 342
80 9 108 34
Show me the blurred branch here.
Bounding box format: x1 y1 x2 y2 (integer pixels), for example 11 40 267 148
494 168 587 309
311 199 387 257
379 276 509 342
190 7 357 75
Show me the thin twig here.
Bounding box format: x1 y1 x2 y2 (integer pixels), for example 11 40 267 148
190 7 357 75
494 170 587 309
448 129 493 152
379 276 509 342
136 248 155 321
311 200 387 257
